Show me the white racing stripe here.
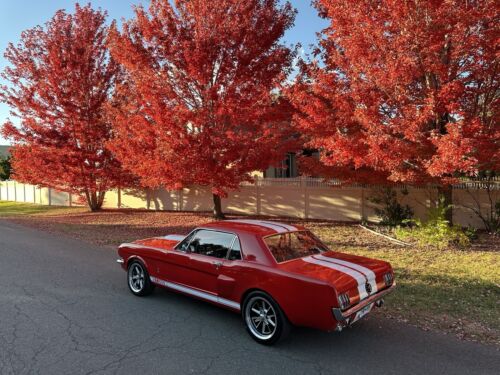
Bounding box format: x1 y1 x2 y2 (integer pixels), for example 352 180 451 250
315 254 378 294
257 220 298 232
223 219 291 233
150 276 240 310
303 256 368 300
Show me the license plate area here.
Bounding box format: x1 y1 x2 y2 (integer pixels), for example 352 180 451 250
351 303 374 324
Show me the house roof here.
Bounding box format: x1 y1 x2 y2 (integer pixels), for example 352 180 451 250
0 145 10 158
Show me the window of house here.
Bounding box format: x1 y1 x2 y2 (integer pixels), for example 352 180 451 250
264 153 298 178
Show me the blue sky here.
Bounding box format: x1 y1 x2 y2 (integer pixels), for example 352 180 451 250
0 0 328 145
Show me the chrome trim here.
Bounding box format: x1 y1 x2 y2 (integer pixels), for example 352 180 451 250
116 258 125 264
226 235 243 261
332 282 396 322
119 243 173 253
174 228 198 252
149 275 241 311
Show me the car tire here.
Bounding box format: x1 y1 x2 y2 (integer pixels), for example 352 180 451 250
242 291 290 345
127 261 155 297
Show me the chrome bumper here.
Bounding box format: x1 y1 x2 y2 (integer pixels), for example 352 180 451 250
116 258 125 265
332 282 396 323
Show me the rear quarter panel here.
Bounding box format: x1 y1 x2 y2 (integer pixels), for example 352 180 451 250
226 261 337 331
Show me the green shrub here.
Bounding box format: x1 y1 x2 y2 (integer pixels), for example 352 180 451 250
369 187 414 226
395 197 471 249
0 156 11 180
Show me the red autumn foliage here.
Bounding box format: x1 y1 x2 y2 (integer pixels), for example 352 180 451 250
0 4 132 211
290 0 499 185
106 0 298 218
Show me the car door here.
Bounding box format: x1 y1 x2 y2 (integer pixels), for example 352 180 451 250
185 229 236 295
216 236 245 303
155 230 196 287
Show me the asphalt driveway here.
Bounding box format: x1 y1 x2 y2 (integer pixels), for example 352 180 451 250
0 220 498 375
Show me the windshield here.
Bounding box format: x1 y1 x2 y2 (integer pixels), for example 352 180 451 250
264 231 329 263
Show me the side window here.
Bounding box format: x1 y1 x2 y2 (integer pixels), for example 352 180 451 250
188 230 235 259
176 231 197 252
228 238 242 261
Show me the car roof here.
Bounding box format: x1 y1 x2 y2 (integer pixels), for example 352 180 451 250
201 219 306 237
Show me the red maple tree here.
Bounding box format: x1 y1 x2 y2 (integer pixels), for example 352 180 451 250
107 0 298 218
290 0 499 204
1 4 131 211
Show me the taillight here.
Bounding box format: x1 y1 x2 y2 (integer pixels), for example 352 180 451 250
384 272 394 287
338 293 351 310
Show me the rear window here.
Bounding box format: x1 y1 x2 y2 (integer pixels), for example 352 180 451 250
264 231 329 263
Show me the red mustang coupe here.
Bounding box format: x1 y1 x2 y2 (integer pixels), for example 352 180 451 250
117 219 396 345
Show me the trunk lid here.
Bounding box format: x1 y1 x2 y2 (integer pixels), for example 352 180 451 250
278 251 392 302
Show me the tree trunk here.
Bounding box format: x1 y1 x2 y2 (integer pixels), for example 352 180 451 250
213 194 226 220
86 190 105 212
437 185 453 224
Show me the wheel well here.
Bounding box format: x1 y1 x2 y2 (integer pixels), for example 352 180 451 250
126 256 144 269
241 288 265 305
241 288 277 307
241 288 291 322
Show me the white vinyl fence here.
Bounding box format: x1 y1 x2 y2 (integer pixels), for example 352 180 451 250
1 177 498 229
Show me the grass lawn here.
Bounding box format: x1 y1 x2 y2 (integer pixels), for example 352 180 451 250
1 200 499 346
0 201 86 216
310 224 499 345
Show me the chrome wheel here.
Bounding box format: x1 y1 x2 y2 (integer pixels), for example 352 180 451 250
245 296 277 340
128 263 145 293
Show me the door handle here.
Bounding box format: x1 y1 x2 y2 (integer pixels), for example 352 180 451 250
213 261 223 269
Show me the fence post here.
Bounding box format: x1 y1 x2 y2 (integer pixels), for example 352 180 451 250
178 189 184 211
117 188 122 208
23 183 26 202
361 186 366 222
255 176 261 216
302 176 309 220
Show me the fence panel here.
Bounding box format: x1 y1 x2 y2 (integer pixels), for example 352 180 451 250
453 189 498 229
149 189 181 211
259 185 305 218
7 181 16 201
51 190 70 206
0 181 7 201
39 187 51 205
103 190 120 209
308 187 362 221
182 186 213 212
225 186 258 215
120 189 149 209
1 177 497 229
24 184 36 203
